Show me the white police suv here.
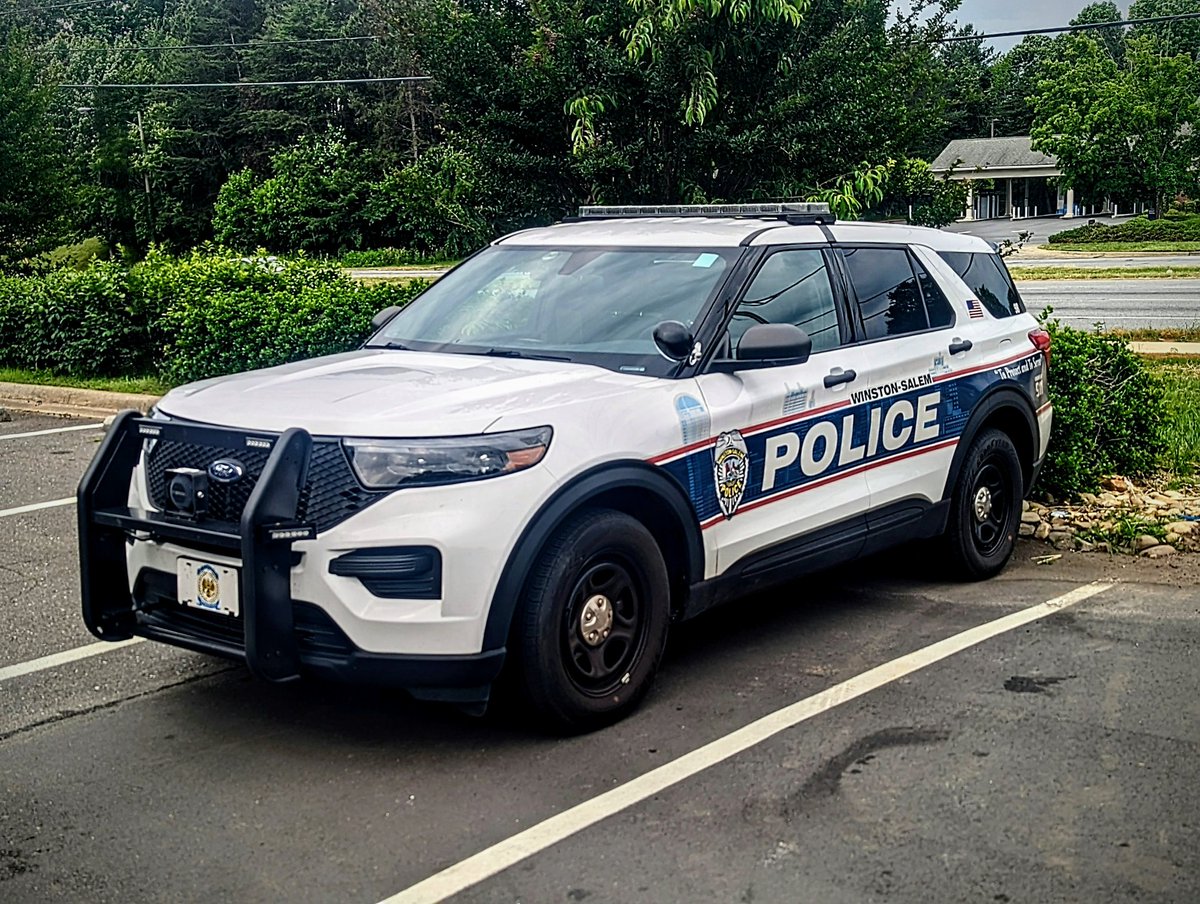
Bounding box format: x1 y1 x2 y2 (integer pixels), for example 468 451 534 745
79 204 1052 731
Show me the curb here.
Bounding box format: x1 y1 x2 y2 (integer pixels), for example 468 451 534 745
1130 341 1200 358
0 381 160 418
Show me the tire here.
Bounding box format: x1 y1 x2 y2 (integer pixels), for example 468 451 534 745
943 429 1023 580
513 508 670 733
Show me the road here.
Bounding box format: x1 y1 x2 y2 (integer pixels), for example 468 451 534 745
1008 255 1200 269
1014 278 1200 330
3 411 1199 903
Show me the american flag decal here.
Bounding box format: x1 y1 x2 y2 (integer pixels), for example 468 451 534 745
966 297 985 319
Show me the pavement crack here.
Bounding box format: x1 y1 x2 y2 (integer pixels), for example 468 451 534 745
0 667 239 743
1004 675 1076 694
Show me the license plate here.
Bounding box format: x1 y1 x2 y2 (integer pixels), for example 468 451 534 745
177 558 240 617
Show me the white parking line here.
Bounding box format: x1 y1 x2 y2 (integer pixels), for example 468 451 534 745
0 423 104 440
379 580 1114 904
0 497 76 518
0 638 144 683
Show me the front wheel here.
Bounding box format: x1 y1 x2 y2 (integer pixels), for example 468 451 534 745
513 508 670 733
943 429 1023 580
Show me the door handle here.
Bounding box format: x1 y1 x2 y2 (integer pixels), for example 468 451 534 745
823 368 857 388
949 339 973 355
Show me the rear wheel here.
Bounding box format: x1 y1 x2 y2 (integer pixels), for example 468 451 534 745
943 429 1023 579
514 508 670 733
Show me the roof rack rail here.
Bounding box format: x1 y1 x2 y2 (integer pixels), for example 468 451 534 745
573 203 836 225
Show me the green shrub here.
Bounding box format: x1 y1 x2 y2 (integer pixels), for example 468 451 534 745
1048 214 1200 244
338 248 438 268
154 253 426 383
1040 321 1167 497
0 251 427 384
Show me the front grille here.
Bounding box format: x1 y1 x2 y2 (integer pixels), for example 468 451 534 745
145 431 388 533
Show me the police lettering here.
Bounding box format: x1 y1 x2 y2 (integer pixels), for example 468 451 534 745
762 391 942 491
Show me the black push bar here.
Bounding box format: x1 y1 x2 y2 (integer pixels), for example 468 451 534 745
78 410 315 683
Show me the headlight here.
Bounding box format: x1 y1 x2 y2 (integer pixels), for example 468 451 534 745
345 427 553 489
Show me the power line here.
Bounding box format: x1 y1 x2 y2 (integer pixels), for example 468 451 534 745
35 33 390 54
934 11 1200 44
60 75 431 89
9 0 110 13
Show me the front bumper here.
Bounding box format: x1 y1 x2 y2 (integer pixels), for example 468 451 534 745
78 411 507 693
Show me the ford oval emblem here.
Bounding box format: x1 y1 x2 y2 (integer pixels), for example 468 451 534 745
207 458 245 484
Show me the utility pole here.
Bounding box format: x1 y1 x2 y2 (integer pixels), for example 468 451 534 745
135 110 155 241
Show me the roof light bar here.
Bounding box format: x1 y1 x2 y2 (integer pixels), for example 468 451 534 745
576 203 834 221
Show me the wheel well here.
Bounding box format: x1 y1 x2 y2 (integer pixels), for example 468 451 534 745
578 486 694 620
977 405 1036 494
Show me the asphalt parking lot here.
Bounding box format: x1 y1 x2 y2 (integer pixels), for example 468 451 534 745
2 410 1199 903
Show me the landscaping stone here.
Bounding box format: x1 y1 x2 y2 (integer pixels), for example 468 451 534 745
1021 511 1040 525
1165 521 1196 536
1140 545 1178 558
1133 534 1161 552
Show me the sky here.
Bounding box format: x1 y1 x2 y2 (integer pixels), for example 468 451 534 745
946 1 1114 51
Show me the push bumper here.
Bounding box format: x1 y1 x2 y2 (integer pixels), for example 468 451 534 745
78 410 506 694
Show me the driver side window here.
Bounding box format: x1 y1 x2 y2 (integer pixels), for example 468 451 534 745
730 250 842 354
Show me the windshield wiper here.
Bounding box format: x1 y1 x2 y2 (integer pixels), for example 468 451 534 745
460 347 572 362
366 339 411 350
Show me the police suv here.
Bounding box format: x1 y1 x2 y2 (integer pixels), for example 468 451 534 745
79 204 1052 731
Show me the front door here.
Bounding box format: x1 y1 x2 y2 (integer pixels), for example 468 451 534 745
693 247 873 575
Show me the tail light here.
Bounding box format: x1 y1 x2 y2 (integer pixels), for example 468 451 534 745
1028 328 1051 368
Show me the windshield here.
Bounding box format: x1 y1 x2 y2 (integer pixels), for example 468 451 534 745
368 245 737 375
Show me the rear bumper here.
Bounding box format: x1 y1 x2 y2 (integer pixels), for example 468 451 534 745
78 411 506 695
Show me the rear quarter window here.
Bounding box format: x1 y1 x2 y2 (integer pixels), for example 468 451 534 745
938 251 1025 318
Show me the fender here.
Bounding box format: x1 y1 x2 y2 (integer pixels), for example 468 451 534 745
941 385 1039 500
481 461 705 650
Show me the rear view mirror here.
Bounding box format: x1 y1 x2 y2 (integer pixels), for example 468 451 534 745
371 305 402 331
653 320 694 361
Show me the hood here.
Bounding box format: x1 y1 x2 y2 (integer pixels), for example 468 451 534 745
157 349 651 436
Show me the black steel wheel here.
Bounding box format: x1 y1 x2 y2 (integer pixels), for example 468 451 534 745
514 508 670 732
943 429 1024 580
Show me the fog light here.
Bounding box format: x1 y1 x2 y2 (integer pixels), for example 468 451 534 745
166 467 208 518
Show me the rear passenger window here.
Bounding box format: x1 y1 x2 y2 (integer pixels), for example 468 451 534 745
732 249 842 353
938 251 1025 318
840 247 927 340
913 259 955 328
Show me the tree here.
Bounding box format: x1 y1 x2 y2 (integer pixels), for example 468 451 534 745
1129 0 1200 57
987 35 1053 136
0 34 68 260
1072 1 1126 62
1031 33 1200 211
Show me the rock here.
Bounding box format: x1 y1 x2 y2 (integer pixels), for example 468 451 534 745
1103 476 1128 492
1073 519 1093 530
1165 521 1196 537
1140 545 1177 559
1020 511 1040 525
1049 530 1074 549
1080 492 1099 505
1164 490 1186 500
1019 523 1035 538
1098 493 1122 507
1022 500 1030 513
1034 522 1051 541
0 407 11 423
1166 532 1181 546
1133 534 1161 552
1076 539 1095 552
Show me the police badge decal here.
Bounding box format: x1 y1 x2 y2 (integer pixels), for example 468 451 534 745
713 430 749 518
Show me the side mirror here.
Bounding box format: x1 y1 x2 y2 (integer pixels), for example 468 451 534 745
737 323 812 365
653 320 694 361
371 305 402 331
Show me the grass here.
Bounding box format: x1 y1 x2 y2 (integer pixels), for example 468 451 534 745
1154 358 1200 475
1109 326 1200 342
0 368 171 395
1041 241 1200 253
1013 265 1200 280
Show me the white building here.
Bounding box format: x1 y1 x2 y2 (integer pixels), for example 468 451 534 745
929 136 1113 221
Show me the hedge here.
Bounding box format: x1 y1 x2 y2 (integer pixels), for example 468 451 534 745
1047 214 1200 245
0 250 426 384
1039 321 1167 497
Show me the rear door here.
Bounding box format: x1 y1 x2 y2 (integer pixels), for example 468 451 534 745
834 244 964 519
